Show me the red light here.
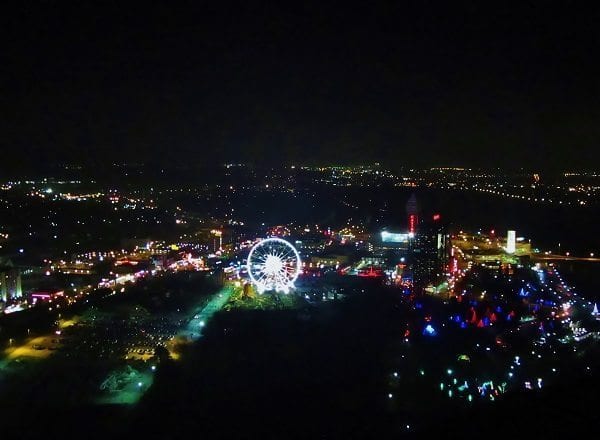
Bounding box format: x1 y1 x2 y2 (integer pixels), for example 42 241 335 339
408 214 417 233
433 214 440 221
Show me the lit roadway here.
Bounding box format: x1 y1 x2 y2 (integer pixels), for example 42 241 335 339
532 254 600 263
182 284 234 341
165 283 234 359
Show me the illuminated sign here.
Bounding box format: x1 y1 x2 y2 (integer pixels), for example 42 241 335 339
30 290 65 302
408 214 417 233
381 231 410 243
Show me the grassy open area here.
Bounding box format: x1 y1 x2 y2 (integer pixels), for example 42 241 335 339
4 335 61 360
222 285 306 311
95 367 154 405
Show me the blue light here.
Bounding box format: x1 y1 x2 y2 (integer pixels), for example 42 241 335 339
423 324 437 336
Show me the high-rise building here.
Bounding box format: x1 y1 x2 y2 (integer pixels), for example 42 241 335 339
406 193 419 234
0 258 22 303
409 218 450 288
506 230 516 254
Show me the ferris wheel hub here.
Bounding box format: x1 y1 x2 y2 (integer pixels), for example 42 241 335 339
264 255 284 273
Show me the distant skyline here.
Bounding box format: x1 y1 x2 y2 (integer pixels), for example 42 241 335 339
2 2 599 172
2 160 596 181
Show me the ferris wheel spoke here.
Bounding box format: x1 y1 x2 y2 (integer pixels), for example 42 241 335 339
278 269 291 281
258 276 270 288
275 250 287 259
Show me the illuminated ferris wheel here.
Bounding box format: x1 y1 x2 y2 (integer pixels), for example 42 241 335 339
247 237 301 293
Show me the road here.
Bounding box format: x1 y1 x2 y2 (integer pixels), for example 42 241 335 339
532 254 600 262
182 284 234 341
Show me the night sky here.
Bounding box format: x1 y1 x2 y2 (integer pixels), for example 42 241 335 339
2 1 599 171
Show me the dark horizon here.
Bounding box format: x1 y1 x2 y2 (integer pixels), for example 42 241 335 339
2 2 599 173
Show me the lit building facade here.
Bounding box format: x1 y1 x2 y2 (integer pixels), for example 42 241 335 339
409 219 450 288
0 259 22 303
506 230 516 254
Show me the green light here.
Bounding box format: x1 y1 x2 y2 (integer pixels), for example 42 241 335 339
419 369 425 376
447 369 453 375
448 390 453 398
468 394 473 402
440 383 444 390
452 378 457 385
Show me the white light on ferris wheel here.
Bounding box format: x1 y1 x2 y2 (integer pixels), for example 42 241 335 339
247 237 301 293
